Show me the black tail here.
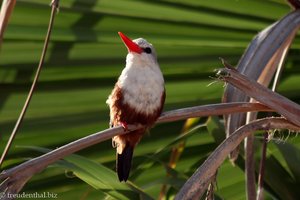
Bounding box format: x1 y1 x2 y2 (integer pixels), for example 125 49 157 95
117 143 134 182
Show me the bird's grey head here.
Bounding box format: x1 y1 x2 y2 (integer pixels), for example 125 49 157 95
127 38 158 67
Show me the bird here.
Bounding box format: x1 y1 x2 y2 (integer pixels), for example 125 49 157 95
106 32 165 182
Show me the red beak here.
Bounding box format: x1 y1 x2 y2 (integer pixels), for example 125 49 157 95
118 32 143 54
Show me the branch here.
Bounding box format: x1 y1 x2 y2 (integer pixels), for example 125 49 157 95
222 9 300 163
217 66 300 126
0 0 59 167
158 102 271 123
0 102 271 194
175 117 300 200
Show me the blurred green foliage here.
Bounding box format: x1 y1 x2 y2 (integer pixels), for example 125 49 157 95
0 0 300 199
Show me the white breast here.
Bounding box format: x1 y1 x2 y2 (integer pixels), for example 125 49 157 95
118 54 164 115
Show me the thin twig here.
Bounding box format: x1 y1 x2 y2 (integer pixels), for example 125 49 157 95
175 117 300 200
244 133 256 199
0 0 59 167
256 132 267 200
0 102 271 194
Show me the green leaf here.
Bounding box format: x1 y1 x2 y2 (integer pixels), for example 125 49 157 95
275 142 300 181
206 116 225 144
261 155 299 200
18 146 153 200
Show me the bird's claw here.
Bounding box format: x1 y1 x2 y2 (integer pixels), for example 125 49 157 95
119 122 129 131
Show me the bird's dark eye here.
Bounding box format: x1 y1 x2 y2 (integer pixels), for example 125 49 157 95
144 47 152 54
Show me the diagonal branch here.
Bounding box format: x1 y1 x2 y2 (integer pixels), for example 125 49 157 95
217 65 300 126
0 102 271 195
175 117 300 200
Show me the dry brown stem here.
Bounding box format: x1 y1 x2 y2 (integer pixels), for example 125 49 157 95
0 102 271 196
218 66 300 127
175 118 300 200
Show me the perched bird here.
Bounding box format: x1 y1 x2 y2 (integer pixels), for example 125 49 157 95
106 32 165 182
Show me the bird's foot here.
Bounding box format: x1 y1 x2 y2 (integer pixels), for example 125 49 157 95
119 122 129 131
